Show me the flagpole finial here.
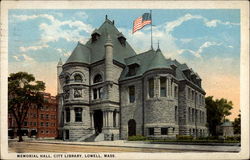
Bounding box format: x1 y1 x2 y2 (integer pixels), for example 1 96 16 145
105 15 108 20
157 40 160 49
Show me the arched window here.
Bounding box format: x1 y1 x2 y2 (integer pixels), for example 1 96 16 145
65 76 70 84
93 74 103 83
74 74 83 83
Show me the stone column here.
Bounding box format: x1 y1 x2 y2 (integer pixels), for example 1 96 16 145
102 111 105 127
64 111 66 123
155 76 160 97
109 111 113 128
82 109 84 122
116 112 119 127
91 112 94 128
166 77 169 97
70 108 75 122
172 83 175 98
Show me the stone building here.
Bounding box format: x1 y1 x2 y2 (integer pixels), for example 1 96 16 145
57 16 208 141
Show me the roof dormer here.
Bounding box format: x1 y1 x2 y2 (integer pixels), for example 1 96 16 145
91 29 101 43
117 32 126 46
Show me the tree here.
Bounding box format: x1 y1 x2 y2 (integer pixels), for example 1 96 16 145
8 72 45 142
205 96 233 136
233 112 241 134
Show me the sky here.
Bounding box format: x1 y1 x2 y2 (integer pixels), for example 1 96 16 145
8 9 240 120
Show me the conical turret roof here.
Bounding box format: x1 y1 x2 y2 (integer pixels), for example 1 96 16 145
147 49 171 70
65 42 90 64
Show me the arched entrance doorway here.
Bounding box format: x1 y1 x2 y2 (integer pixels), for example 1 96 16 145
128 119 136 136
94 110 103 134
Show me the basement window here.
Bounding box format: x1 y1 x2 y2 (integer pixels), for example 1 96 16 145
161 128 168 135
148 128 154 135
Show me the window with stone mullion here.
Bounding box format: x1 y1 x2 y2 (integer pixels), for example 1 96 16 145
160 77 166 97
75 108 82 122
148 78 154 98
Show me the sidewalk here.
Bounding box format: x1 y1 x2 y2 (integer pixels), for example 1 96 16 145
19 139 240 153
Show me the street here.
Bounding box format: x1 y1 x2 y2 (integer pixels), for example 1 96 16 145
9 141 186 153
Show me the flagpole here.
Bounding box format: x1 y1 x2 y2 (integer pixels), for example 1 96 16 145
150 10 153 49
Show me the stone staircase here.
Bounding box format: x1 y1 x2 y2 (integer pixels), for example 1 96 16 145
76 134 93 142
77 133 105 142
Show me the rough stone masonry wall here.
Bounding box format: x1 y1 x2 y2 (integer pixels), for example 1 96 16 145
120 79 143 139
63 105 92 141
143 72 179 138
177 82 188 135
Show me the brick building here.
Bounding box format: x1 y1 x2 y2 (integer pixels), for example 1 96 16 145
8 93 58 139
57 16 208 141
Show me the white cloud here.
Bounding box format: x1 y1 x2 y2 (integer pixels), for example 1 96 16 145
13 13 94 44
55 48 71 57
19 44 49 52
164 14 203 33
22 54 34 61
12 56 20 61
228 45 234 48
180 38 192 43
13 14 55 22
74 11 88 20
177 41 222 57
204 19 240 28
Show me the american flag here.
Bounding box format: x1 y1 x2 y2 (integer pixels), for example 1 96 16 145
133 13 152 33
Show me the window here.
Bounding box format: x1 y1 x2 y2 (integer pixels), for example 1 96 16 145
74 74 82 83
34 122 37 126
33 114 37 118
99 88 103 99
46 130 49 134
192 109 194 122
66 108 70 122
174 86 178 98
188 108 191 122
148 128 154 135
148 78 154 98
93 88 98 99
46 122 49 127
24 121 27 126
40 114 44 119
46 114 49 119
65 76 70 84
127 64 139 76
161 128 168 135
93 74 102 83
93 87 103 100
74 88 82 98
175 106 178 122
40 122 44 126
75 108 82 122
129 86 135 103
118 36 126 46
160 77 166 97
41 130 44 134
188 88 191 99
30 122 33 126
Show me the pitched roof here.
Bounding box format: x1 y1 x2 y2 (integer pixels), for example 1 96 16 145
65 42 90 64
119 49 205 92
65 17 136 65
